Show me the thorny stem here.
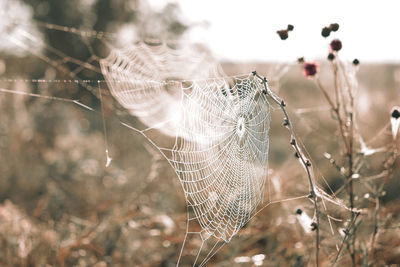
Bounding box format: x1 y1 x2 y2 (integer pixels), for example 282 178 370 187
253 71 320 267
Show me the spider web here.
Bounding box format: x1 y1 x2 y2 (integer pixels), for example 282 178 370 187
114 72 271 265
0 14 365 266
100 42 270 245
100 42 226 137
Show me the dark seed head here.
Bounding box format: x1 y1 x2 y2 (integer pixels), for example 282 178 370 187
310 222 318 231
392 108 400 119
277 30 289 40
321 27 331 37
287 24 294 31
330 39 342 51
303 62 318 77
329 23 339 32
327 53 335 61
352 58 360 65
297 57 305 64
296 208 302 215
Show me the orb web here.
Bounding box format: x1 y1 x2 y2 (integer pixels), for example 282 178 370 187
171 75 270 242
100 42 225 137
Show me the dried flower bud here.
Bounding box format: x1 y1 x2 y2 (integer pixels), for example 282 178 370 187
303 62 318 78
310 222 318 231
329 23 340 31
352 58 360 65
296 208 302 215
330 39 342 51
392 108 400 119
327 53 335 61
297 57 304 64
277 30 289 40
391 106 400 139
321 27 331 37
287 24 294 31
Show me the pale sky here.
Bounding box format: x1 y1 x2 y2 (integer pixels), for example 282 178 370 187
148 0 400 62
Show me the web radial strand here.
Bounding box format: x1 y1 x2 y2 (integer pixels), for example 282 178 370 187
171 75 270 242
99 42 225 136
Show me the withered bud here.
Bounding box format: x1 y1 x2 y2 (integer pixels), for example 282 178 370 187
329 23 339 32
330 39 342 51
310 222 318 231
321 27 331 37
277 30 289 40
392 108 400 119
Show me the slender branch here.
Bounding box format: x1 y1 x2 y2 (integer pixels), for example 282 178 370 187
315 69 357 264
253 71 320 267
331 60 340 110
370 138 398 258
314 77 350 152
332 212 360 266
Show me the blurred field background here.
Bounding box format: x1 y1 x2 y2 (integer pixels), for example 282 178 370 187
0 0 399 266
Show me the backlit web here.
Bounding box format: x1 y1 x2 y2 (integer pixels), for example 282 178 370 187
99 41 272 263
100 42 270 243
100 42 226 137
0 11 366 266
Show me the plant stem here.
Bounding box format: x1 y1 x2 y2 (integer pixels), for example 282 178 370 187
254 71 320 267
315 67 356 265
370 139 398 258
332 212 360 266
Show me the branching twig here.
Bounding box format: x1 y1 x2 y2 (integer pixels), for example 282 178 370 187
253 71 320 267
315 65 357 265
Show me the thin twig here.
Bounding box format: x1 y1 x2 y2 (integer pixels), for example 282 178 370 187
314 77 350 152
370 137 398 258
253 71 320 267
315 69 356 265
332 212 360 266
